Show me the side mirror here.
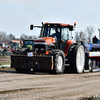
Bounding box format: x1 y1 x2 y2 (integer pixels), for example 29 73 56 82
30 25 34 30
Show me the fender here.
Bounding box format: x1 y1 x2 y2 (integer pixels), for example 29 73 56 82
64 40 76 56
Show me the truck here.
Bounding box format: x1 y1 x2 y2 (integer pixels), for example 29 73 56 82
11 22 100 74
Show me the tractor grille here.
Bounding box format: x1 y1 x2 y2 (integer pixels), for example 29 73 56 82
34 44 49 54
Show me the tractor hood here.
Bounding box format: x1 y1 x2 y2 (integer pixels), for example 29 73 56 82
34 37 55 45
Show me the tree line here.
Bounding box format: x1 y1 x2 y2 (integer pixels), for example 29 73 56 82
0 32 37 43
74 26 95 43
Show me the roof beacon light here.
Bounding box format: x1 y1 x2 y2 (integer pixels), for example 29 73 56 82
74 22 76 26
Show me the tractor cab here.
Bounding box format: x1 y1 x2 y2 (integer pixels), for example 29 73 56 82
43 23 75 50
31 23 76 54
41 23 74 40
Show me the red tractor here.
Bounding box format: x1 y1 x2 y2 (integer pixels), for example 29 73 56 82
11 22 85 74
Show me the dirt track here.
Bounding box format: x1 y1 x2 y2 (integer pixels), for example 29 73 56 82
0 68 100 100
0 56 11 64
0 57 100 100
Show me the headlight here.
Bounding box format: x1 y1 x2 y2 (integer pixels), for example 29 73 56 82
35 48 38 51
41 48 44 51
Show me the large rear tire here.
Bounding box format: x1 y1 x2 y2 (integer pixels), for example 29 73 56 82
70 45 85 73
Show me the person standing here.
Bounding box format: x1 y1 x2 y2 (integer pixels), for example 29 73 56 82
92 35 99 43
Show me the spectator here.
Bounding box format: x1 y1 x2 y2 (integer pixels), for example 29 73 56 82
92 35 99 43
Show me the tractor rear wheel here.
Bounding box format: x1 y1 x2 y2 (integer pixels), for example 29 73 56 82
71 45 85 73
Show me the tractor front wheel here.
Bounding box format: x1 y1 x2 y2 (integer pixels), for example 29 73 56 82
50 50 65 74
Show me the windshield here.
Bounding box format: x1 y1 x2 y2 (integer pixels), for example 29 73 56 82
43 27 61 40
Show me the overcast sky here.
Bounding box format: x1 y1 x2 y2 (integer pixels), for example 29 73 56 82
0 0 100 38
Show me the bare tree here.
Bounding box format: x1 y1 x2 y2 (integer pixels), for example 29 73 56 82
28 35 36 39
0 31 8 43
74 31 86 43
0 32 16 43
20 34 29 40
0 32 2 42
28 36 33 39
85 26 95 43
0 31 37 43
80 31 87 43
20 34 37 41
8 33 15 41
74 32 80 42
32 35 37 39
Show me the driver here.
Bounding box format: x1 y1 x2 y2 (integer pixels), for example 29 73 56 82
51 28 60 40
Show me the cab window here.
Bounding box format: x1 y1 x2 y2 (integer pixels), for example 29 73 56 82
43 27 61 40
69 31 72 40
61 28 69 40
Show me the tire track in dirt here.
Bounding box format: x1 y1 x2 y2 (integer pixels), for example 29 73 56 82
0 68 100 99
